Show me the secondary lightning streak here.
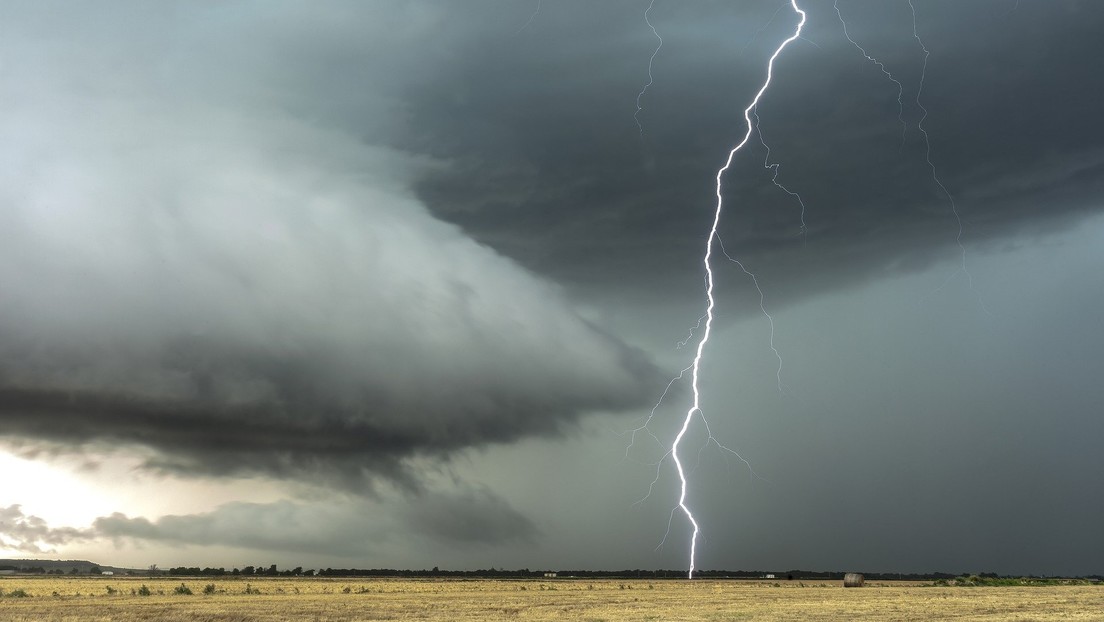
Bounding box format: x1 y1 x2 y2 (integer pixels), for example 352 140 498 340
672 0 806 579
624 365 693 465
676 315 706 350
515 0 541 35
628 360 762 510
753 107 808 239
834 0 908 146
836 1 988 312
634 0 663 136
908 0 991 315
716 234 784 393
741 2 786 54
646 407 763 554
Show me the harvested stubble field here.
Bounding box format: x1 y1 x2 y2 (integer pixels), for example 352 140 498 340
1 576 1102 621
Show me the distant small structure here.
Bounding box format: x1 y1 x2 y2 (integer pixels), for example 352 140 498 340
101 571 114 576
543 572 558 578
843 573 865 587
764 573 776 579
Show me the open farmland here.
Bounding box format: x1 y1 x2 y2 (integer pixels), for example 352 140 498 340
1 577 1102 621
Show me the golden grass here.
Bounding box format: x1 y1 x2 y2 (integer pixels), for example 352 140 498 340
1 576 1102 621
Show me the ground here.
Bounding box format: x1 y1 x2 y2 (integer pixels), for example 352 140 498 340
1 576 1102 621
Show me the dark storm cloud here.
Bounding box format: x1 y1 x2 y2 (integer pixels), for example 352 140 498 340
0 1 659 489
4 2 1096 484
403 1 1104 307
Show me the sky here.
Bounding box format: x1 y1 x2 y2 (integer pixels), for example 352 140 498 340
1 0 1102 577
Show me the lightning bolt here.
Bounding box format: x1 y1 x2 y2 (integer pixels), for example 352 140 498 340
634 0 663 136
627 0 990 581
671 0 806 579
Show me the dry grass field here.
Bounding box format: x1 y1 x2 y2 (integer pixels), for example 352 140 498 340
1 576 1102 621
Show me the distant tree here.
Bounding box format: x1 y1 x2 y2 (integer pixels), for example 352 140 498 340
242 566 255 576
89 566 102 574
148 564 159 576
303 569 315 577
266 564 278 576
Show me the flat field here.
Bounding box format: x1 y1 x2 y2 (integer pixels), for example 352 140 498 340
1 576 1102 621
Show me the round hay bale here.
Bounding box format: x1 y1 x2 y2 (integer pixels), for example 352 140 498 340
843 573 865 588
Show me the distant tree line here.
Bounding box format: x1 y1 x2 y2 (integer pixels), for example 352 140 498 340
2 565 104 575
168 565 307 577
9 561 1098 582
154 566 1103 581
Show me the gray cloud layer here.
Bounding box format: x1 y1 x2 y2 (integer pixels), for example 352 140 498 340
0 505 86 555
0 1 657 489
1 487 536 559
405 1 1104 307
4 2 1097 487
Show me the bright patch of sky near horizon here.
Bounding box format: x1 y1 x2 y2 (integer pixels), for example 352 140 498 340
0 450 287 559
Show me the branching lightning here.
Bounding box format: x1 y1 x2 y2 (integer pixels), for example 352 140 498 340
908 1 990 315
834 0 908 146
634 0 663 136
716 235 784 393
742 2 787 54
623 365 691 467
626 360 762 513
670 0 806 579
753 107 808 239
836 0 989 313
676 315 706 350
515 0 542 35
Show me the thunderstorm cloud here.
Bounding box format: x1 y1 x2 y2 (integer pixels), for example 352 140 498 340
0 1 657 490
408 1 1104 309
